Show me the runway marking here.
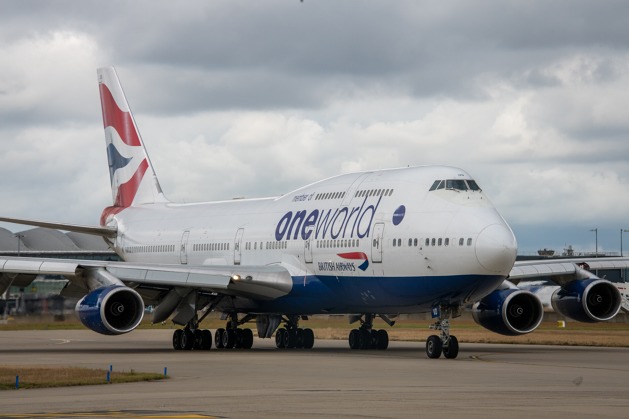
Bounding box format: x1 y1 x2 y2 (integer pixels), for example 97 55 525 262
52 339 71 345
1 411 220 418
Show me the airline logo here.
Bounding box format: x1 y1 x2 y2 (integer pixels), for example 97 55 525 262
275 195 382 242
318 252 369 273
99 82 148 208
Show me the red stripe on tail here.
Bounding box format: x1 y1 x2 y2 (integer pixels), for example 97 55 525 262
114 159 149 207
99 83 142 146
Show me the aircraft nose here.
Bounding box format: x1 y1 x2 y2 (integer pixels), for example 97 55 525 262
475 223 517 274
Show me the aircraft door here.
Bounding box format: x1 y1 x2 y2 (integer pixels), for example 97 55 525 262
372 223 384 263
180 230 190 264
234 228 244 265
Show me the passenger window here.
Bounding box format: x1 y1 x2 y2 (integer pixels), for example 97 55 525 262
438 238 442 246
414 238 418 246
445 238 449 246
467 238 472 246
459 238 464 246
425 238 430 246
397 238 402 247
431 238 436 246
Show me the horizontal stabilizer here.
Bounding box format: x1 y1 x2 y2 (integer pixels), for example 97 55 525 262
0 216 117 238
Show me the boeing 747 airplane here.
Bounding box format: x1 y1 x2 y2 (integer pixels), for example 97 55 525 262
0 67 626 358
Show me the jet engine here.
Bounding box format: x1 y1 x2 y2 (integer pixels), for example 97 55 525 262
76 285 145 335
551 278 621 323
472 287 544 336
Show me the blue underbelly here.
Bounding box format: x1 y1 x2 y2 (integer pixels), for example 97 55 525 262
252 274 504 314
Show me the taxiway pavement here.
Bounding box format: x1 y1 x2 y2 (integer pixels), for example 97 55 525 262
1 329 628 418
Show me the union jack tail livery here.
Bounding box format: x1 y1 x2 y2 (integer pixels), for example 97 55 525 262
98 67 167 208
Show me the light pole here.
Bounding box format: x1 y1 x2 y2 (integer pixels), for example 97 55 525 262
621 229 629 257
14 233 24 257
590 228 598 257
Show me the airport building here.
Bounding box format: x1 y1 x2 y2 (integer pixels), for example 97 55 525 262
0 227 119 316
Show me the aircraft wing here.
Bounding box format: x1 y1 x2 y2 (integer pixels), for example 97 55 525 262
509 257 629 286
0 256 293 301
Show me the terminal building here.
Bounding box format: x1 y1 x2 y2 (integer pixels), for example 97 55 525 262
0 227 119 316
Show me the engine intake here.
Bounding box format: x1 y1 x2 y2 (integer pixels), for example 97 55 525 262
472 288 543 336
76 285 144 335
552 278 621 323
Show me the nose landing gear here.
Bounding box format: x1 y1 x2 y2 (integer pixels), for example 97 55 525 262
426 305 460 359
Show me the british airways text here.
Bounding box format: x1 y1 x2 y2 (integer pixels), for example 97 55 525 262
275 196 382 241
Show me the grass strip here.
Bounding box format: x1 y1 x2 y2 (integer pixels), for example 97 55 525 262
0 366 166 390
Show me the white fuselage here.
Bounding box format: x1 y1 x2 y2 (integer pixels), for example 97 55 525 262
106 166 518 314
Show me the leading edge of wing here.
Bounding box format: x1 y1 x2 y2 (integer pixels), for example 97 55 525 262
0 216 117 238
510 257 629 285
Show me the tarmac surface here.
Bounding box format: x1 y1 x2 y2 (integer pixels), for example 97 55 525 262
1 329 628 418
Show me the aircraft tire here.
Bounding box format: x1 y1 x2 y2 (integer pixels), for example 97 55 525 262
426 335 442 359
215 328 225 349
443 335 459 359
172 329 183 350
275 328 287 348
201 329 212 350
222 329 236 349
241 328 254 349
376 329 389 350
348 329 359 349
302 328 315 349
181 329 195 350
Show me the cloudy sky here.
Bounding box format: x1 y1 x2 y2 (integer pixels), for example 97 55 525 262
1 1 629 255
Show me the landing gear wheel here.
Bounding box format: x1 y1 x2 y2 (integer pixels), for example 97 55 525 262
285 329 297 348
302 328 315 349
375 329 389 350
358 329 372 349
348 329 359 349
181 329 195 350
443 335 459 359
193 329 203 350
234 329 244 349
222 328 236 349
275 327 287 348
295 328 305 348
215 328 226 349
200 329 212 350
172 329 183 350
241 328 254 349
426 335 442 359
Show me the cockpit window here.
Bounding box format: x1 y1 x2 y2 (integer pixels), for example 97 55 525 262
430 179 481 192
466 180 481 191
446 179 468 191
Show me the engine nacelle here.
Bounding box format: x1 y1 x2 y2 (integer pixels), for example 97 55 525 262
472 288 544 336
76 285 144 335
552 278 621 323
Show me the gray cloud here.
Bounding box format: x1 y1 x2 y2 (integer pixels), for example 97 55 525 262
0 1 629 253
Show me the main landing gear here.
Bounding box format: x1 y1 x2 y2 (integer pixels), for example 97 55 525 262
275 315 315 349
172 316 213 351
348 314 389 350
171 312 255 350
426 305 459 359
214 313 254 349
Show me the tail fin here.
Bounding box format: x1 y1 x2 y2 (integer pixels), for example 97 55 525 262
97 67 167 207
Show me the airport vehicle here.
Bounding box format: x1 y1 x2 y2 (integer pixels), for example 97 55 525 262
0 67 626 359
